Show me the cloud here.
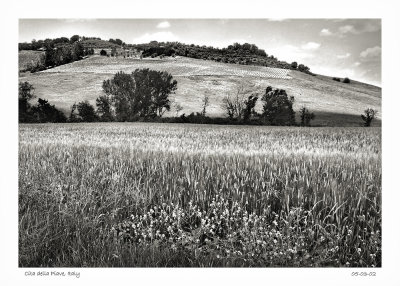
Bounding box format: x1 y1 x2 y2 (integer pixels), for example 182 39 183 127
319 28 332 36
156 21 171 29
267 18 288 22
360 46 381 59
301 42 321 50
337 53 351 59
338 25 358 35
132 32 178 44
337 22 380 36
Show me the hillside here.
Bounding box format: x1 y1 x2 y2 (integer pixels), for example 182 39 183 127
18 55 381 126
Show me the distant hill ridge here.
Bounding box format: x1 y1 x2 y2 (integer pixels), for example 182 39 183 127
19 36 313 74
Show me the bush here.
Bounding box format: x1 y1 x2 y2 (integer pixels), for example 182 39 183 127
100 49 107 56
299 107 315 127
343 77 350 84
332 77 341 82
361 108 377 127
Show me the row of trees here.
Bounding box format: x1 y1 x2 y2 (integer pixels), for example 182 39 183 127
130 41 312 73
24 43 94 73
18 35 105 51
220 85 314 126
19 68 376 126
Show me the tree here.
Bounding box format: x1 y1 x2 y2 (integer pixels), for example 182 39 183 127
102 69 177 120
72 42 84 60
111 47 117 57
299 107 315 126
201 95 210 116
298 64 310 73
100 49 107 56
343 77 351 83
19 81 36 122
221 85 247 120
291 61 298 69
173 102 183 117
261 86 296 125
32 98 67 123
361 108 377 127
69 103 79 122
243 94 258 121
70 35 80 43
76 101 98 122
96 95 114 121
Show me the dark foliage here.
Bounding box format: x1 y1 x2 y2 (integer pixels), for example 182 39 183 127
76 101 98 122
332 77 341 82
109 38 125 46
102 69 177 121
343 77 351 84
19 82 36 122
299 107 315 127
32 98 67 123
100 49 107 56
361 108 377 127
70 35 80 43
243 95 259 122
130 41 312 74
19 81 66 123
96 95 114 122
261 86 296 125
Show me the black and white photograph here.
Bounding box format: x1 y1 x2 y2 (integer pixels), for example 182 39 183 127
1 0 400 285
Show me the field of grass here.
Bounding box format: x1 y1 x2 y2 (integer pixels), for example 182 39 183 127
19 123 381 267
19 55 381 126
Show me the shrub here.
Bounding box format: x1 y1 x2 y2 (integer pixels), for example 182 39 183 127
361 108 377 127
343 77 350 84
332 77 341 82
299 107 315 127
100 49 107 56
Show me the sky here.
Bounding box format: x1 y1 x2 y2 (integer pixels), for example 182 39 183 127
19 19 381 86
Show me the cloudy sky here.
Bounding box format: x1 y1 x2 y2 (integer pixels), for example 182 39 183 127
19 19 381 86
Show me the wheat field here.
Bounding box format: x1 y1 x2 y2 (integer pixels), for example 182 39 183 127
18 123 381 267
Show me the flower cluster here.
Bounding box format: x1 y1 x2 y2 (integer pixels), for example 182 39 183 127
112 196 380 267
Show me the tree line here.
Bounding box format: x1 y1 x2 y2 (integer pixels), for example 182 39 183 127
20 36 314 75
130 41 313 74
19 69 376 126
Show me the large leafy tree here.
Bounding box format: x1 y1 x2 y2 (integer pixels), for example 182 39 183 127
102 69 177 121
261 86 296 125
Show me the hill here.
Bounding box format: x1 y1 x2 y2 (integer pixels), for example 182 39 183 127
18 55 381 126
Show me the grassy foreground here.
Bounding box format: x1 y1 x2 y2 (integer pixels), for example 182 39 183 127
19 123 381 267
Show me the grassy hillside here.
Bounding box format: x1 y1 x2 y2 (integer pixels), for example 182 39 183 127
19 55 381 126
